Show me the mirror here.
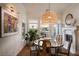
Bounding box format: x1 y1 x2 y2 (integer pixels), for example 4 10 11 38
65 13 76 26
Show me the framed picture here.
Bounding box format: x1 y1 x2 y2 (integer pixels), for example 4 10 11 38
22 23 25 39
0 7 18 37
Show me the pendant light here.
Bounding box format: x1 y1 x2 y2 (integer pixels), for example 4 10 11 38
42 3 57 24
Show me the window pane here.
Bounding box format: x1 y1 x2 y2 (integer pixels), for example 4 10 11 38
29 23 38 29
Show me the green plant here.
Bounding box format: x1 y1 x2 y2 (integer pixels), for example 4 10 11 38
25 33 30 41
25 28 38 41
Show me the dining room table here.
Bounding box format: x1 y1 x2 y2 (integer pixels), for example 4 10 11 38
34 37 64 56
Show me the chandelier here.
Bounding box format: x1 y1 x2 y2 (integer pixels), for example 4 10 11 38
42 3 57 24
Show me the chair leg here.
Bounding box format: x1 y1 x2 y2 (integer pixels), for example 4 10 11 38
55 47 60 56
68 50 70 56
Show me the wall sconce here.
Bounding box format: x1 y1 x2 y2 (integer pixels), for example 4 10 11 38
10 6 14 12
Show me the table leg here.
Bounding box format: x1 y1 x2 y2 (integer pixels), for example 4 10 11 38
55 47 59 56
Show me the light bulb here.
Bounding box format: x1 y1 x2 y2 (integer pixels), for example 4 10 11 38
48 16 51 19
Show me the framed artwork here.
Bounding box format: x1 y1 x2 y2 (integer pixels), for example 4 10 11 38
22 23 25 39
0 7 18 37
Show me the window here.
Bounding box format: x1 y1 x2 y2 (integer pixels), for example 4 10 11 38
28 20 38 29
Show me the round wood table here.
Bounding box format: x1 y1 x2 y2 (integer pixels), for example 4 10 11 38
34 38 63 56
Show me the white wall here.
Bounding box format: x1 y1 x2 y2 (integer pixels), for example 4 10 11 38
62 4 79 26
0 3 27 56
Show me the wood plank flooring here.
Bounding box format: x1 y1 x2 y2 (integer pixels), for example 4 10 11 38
17 44 79 56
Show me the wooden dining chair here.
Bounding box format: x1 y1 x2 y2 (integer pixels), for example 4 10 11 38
37 40 51 56
30 43 38 56
45 40 52 55
58 38 72 56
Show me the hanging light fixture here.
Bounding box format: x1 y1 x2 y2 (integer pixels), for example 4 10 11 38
42 3 57 24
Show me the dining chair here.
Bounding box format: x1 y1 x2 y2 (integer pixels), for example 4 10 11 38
37 40 51 56
58 38 72 56
30 42 38 56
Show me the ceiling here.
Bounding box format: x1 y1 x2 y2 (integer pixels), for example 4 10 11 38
23 3 78 19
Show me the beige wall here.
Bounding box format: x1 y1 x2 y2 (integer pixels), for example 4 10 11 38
62 4 79 26
0 3 27 56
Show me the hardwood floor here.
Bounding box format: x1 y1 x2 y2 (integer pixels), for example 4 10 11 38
17 44 79 56
17 45 30 56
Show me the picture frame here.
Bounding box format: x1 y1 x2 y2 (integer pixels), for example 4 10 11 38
0 7 18 37
22 22 25 39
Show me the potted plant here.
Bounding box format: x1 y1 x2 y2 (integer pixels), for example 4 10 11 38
25 28 39 45
25 33 30 45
